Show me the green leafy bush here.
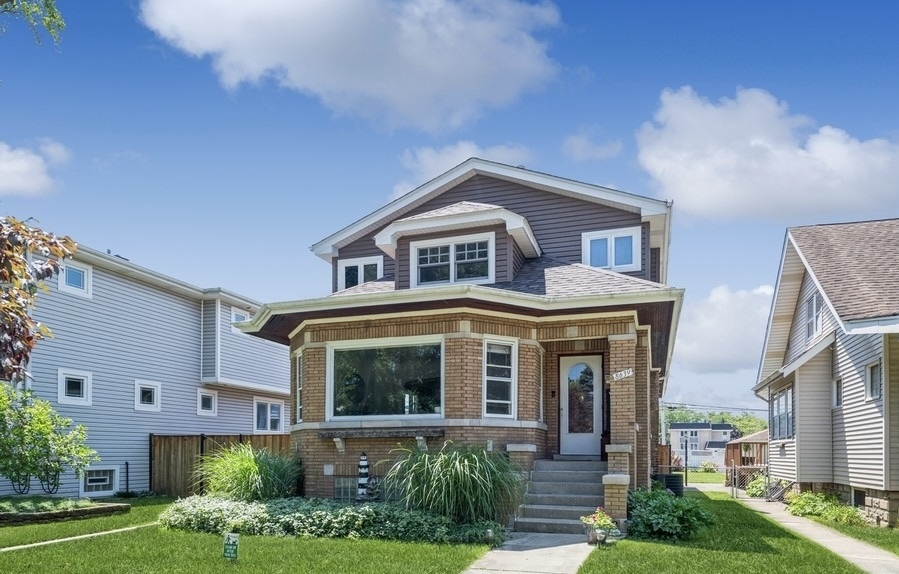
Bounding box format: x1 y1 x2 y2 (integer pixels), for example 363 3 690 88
192 443 302 501
744 473 767 498
159 496 503 545
786 491 864 525
0 496 94 513
699 460 718 473
627 488 713 540
383 441 525 524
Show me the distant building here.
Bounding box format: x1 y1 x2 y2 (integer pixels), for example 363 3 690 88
668 422 736 470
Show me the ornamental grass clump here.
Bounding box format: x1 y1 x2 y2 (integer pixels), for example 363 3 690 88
383 441 525 524
192 443 302 502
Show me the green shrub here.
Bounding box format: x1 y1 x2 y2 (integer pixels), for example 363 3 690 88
192 443 302 501
383 441 525 524
786 491 864 525
627 488 713 540
744 473 767 498
159 495 503 545
698 460 718 473
821 504 865 525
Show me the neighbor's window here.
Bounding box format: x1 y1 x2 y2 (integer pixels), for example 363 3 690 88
484 341 516 417
80 467 118 497
410 233 494 287
329 337 443 419
59 261 92 298
805 292 824 340
833 378 843 408
867 361 883 400
295 353 304 423
581 227 641 273
134 380 161 412
255 399 283 432
337 256 383 291
771 386 794 439
689 430 699 451
197 388 218 416
58 368 92 406
231 307 252 334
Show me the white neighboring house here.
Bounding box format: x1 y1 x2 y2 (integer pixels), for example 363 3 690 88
668 422 735 471
754 218 899 525
1 245 289 498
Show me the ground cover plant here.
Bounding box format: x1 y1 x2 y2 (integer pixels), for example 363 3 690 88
786 491 864 525
0 495 94 513
0 496 174 548
627 486 713 540
383 441 525 524
192 443 302 501
0 527 487 574
160 495 502 545
579 491 863 574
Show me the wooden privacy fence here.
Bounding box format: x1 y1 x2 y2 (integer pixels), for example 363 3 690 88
150 433 293 497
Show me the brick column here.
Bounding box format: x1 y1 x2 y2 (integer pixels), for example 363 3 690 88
634 335 650 488
649 370 661 477
604 334 637 517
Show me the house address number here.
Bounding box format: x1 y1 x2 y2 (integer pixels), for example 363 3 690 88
611 368 634 381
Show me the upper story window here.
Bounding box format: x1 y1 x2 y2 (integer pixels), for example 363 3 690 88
231 307 252 334
197 388 218 416
581 226 641 273
58 368 92 406
484 340 517 418
771 385 793 440
327 336 443 420
833 378 843 408
688 430 699 451
867 360 882 400
59 261 92 298
410 232 495 288
134 380 162 412
337 256 383 291
805 292 824 340
255 398 283 433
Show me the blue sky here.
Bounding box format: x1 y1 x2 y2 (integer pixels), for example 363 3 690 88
3 1 899 412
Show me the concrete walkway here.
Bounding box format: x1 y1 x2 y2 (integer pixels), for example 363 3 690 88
692 483 899 574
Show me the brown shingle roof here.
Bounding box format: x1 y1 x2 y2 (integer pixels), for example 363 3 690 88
790 218 899 322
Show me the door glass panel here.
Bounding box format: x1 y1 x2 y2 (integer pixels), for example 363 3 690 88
567 363 594 433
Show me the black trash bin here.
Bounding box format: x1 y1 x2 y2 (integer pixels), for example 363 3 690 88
664 473 684 497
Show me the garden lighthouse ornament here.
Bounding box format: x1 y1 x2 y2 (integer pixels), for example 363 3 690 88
356 452 369 502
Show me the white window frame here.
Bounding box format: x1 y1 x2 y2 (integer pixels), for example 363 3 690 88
254 397 284 433
295 353 304 423
325 335 445 422
866 360 883 401
197 388 218 416
581 226 642 273
833 377 843 408
688 430 699 451
58 368 92 406
337 256 384 291
59 261 93 298
410 232 495 288
79 465 119 498
805 292 824 340
538 347 545 424
134 380 162 412
771 385 794 439
231 307 251 334
483 338 518 419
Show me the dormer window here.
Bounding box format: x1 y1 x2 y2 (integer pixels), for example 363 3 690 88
337 256 383 291
581 226 641 273
411 232 495 287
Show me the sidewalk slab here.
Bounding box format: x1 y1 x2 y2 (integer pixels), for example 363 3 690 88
463 532 594 574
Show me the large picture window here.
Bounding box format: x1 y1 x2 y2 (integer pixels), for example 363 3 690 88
329 338 443 419
771 386 793 440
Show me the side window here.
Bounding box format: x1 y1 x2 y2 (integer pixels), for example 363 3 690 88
134 380 162 412
296 354 303 423
337 257 383 291
59 261 93 298
197 388 218 416
867 361 883 400
254 398 284 433
231 307 252 334
58 368 92 406
581 227 641 273
484 340 516 418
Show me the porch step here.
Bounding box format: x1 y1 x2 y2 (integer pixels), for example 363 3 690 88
513 517 587 535
536 459 607 472
514 458 607 535
518 503 597 521
525 493 604 507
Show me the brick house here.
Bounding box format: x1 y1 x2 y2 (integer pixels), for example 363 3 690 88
243 158 683 525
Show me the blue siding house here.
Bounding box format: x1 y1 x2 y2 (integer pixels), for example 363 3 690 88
2 245 289 498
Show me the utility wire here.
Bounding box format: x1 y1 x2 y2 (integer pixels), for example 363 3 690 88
661 401 767 413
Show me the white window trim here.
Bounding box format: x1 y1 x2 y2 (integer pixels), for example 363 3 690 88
79 465 119 498
866 360 883 401
410 232 495 288
325 335 445 422
483 337 518 419
231 307 251 334
580 226 642 273
296 353 303 423
806 292 824 340
337 256 384 291
134 380 162 412
59 261 93 298
832 377 843 409
58 368 92 406
254 397 285 433
197 388 218 417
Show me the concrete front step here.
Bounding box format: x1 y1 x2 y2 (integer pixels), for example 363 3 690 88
518 503 597 521
513 517 586 535
528 480 603 495
536 459 607 472
525 493 604 507
531 469 606 483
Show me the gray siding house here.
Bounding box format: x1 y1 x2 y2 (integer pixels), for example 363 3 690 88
2 245 288 498
755 219 899 525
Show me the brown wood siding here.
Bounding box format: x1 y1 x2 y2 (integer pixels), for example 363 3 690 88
396 224 508 289
334 174 648 290
510 236 525 279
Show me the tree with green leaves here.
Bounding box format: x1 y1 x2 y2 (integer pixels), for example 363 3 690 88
1 0 64 43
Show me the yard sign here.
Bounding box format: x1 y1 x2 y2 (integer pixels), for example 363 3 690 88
223 533 239 561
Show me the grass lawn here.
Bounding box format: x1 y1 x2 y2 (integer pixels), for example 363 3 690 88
578 492 863 574
0 496 175 549
0 527 487 573
676 471 725 484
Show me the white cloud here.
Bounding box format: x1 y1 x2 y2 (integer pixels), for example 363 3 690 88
674 284 774 374
139 0 560 132
392 140 532 198
637 86 899 219
663 366 767 412
0 139 70 196
562 133 622 161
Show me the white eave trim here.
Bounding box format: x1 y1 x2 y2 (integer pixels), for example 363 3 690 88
782 331 835 377
843 315 899 334
201 377 290 397
373 207 541 259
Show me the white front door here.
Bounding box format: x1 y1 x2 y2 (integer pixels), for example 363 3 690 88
560 355 602 455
